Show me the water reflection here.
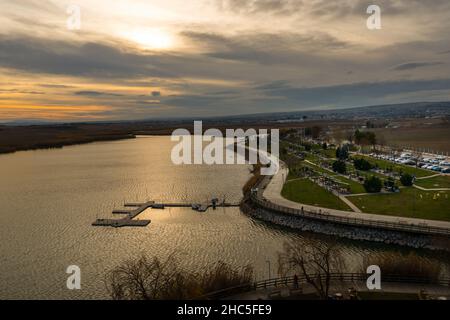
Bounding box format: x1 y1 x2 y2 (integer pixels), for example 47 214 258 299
0 136 448 299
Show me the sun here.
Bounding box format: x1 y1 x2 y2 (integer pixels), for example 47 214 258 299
125 29 173 50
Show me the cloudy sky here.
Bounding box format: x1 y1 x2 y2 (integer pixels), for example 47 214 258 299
1 0 450 121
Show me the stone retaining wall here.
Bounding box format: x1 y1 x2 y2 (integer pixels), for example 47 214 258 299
243 203 450 252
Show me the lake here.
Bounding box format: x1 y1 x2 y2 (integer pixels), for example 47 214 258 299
0 136 447 299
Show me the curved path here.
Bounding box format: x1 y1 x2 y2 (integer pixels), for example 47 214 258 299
260 161 450 233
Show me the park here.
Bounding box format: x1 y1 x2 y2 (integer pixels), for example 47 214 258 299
279 128 450 222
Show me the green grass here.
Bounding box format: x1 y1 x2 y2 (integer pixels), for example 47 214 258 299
353 155 432 178
415 175 450 189
332 176 367 194
350 188 450 221
282 178 352 211
316 148 337 159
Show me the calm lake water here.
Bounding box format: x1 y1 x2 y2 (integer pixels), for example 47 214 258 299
0 136 448 299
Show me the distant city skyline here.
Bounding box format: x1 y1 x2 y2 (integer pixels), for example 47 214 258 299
1 0 450 121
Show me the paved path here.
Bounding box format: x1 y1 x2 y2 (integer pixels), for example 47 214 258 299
261 161 450 231
413 184 450 191
339 195 362 213
416 173 443 180
228 280 450 300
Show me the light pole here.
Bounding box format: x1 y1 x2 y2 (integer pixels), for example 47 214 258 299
266 260 271 279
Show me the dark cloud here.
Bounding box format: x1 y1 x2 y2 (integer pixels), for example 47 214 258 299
0 35 175 79
151 91 161 97
0 89 44 95
254 80 291 91
254 78 450 107
74 91 123 97
392 62 444 71
216 0 450 18
182 31 350 65
38 84 74 89
216 0 304 15
155 78 450 115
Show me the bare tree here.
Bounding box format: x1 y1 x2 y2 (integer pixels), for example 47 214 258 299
278 240 345 299
105 253 253 300
106 253 191 300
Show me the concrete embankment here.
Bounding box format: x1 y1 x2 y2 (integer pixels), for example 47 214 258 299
242 202 449 251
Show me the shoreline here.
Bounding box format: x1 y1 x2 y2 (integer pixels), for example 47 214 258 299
241 158 450 251
0 134 137 155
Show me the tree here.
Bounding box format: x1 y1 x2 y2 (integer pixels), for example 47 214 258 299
353 158 373 171
400 173 414 186
322 142 328 150
332 160 347 174
354 130 377 147
336 145 349 160
106 254 253 300
384 177 396 190
278 240 345 300
302 142 312 151
363 176 382 193
311 126 322 139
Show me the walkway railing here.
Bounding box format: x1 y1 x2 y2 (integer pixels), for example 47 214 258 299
200 273 450 300
250 192 450 237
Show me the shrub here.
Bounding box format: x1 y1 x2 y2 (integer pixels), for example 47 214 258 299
354 158 373 171
332 160 347 174
336 145 349 160
363 176 382 193
384 177 396 190
400 173 414 186
106 254 253 300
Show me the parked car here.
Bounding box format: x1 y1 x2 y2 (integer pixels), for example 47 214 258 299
417 162 426 168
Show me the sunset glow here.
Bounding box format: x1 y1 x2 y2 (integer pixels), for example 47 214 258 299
0 0 450 122
122 29 174 50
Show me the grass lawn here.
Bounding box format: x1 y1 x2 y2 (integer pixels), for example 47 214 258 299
353 155 432 178
415 175 450 189
333 176 367 194
350 188 450 222
317 148 337 159
282 178 352 211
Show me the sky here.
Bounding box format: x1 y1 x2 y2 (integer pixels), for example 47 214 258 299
1 0 450 122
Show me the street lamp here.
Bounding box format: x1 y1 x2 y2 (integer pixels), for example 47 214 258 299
266 260 271 279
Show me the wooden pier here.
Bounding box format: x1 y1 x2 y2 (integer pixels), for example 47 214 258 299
92 199 240 228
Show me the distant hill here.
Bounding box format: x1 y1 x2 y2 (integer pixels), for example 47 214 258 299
2 101 450 126
212 101 450 123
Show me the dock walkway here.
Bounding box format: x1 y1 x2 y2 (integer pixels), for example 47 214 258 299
92 199 240 228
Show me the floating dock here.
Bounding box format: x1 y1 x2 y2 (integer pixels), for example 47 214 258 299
92 199 240 228
92 219 151 227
